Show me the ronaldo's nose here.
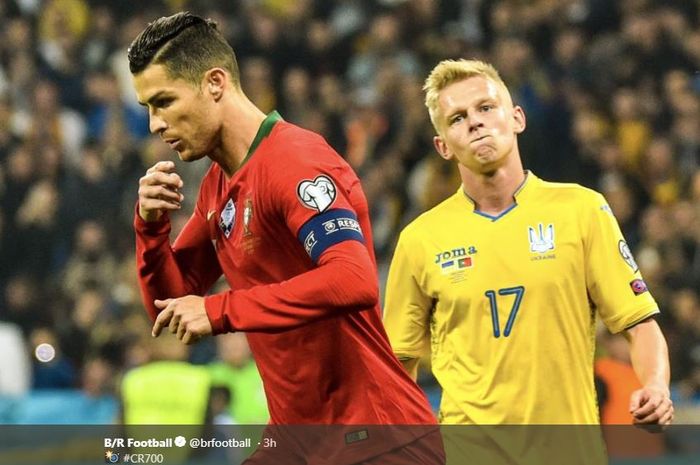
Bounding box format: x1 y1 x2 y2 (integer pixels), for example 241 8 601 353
149 114 167 134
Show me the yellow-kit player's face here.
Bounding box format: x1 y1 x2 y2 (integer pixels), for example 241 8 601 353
433 76 525 175
133 64 218 162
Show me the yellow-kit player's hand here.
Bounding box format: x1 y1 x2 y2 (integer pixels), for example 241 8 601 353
152 295 213 344
629 383 674 429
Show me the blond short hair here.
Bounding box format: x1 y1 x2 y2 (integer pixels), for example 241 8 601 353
423 59 508 131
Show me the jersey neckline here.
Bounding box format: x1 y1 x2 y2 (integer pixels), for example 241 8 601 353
459 171 538 221
242 110 283 165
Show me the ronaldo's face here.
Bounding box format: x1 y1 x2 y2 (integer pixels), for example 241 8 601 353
133 64 216 162
434 76 525 174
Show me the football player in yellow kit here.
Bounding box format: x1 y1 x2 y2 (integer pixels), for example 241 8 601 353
383 59 673 464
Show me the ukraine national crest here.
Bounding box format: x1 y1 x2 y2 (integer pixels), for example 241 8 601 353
528 223 555 253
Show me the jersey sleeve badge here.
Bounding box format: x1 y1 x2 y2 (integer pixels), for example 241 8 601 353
297 175 337 212
618 240 639 272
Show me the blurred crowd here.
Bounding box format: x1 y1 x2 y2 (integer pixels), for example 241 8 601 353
0 0 699 433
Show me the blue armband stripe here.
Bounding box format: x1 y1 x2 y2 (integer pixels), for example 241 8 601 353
298 208 365 263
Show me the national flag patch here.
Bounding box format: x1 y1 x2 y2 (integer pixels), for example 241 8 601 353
629 279 648 296
457 257 472 268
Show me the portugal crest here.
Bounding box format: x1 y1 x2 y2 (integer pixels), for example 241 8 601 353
243 197 253 236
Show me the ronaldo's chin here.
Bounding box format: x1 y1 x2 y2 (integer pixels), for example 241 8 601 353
177 149 202 162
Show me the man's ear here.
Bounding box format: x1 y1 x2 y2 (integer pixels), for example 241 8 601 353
513 105 526 134
204 68 227 101
433 135 453 161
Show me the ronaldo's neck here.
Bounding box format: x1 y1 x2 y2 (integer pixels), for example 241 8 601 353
213 95 267 178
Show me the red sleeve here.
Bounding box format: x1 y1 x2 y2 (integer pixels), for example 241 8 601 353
204 240 378 333
204 128 378 333
134 201 222 322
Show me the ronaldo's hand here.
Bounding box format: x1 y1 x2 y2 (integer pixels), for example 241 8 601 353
152 295 213 345
138 161 184 222
629 383 674 429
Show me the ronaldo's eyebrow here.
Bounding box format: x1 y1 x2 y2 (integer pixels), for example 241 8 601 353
137 91 167 107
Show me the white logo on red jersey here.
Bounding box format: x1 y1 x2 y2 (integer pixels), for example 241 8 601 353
219 199 235 238
297 175 337 213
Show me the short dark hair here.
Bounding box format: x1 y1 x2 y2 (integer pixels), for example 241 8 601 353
127 11 239 87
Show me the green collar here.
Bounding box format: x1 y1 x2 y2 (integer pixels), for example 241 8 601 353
244 111 283 162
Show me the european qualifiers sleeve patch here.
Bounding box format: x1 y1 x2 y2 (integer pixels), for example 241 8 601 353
298 208 364 262
618 240 639 272
297 175 337 213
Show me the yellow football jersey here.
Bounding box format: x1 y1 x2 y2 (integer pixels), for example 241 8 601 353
384 172 659 425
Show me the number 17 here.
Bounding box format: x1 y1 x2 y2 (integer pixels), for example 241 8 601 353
485 286 525 338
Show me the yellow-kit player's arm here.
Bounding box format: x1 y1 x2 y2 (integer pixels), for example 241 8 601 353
583 190 672 425
625 318 673 426
583 192 659 333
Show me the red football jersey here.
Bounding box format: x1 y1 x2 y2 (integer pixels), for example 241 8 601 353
135 113 436 438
